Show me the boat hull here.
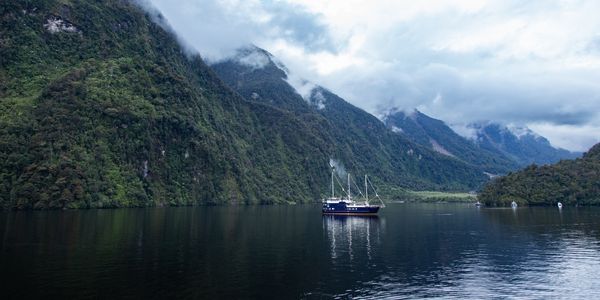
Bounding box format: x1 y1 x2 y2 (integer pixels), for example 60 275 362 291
322 202 380 215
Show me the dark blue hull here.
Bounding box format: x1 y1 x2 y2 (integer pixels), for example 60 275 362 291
322 202 380 215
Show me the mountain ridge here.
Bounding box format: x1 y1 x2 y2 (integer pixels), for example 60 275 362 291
383 109 581 174
211 46 489 191
0 1 489 209
383 109 519 174
1 0 337 208
466 121 581 166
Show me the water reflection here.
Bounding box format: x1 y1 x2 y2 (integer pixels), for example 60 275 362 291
3 204 600 298
323 216 384 262
380 206 600 298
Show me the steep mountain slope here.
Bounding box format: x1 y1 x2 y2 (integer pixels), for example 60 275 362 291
469 122 581 166
0 0 490 210
1 0 335 208
383 109 519 174
479 143 600 206
211 47 488 191
384 109 581 173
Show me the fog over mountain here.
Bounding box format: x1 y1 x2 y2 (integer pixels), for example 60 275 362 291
149 0 600 152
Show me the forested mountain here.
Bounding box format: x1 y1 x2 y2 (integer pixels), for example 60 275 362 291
212 46 488 191
469 122 581 166
383 109 519 174
0 1 486 209
1 0 337 208
384 110 581 174
479 143 600 206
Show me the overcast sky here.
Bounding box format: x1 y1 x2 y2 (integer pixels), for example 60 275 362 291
149 0 600 152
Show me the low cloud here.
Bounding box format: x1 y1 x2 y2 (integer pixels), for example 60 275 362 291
236 49 271 70
149 0 330 62
528 122 600 152
329 159 347 179
149 0 600 151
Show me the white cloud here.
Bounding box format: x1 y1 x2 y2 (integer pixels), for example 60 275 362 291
236 50 270 69
449 123 478 141
285 73 316 102
528 122 600 152
149 0 600 151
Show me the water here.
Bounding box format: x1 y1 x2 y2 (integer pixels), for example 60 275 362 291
2 204 600 299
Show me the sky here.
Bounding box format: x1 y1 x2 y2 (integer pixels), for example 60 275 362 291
149 0 600 152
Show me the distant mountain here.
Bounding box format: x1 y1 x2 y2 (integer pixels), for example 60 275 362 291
383 109 519 174
479 143 600 206
211 46 489 191
466 122 581 166
383 109 581 174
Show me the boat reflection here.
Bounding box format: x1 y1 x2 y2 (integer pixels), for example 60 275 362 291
323 215 384 261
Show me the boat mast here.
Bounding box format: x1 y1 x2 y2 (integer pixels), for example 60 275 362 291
365 174 368 204
347 173 351 200
331 168 335 198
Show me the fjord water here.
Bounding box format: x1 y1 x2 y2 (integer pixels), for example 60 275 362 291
2 204 600 299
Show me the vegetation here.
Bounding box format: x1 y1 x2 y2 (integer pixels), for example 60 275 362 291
473 123 581 166
1 0 334 208
384 110 519 174
0 0 487 210
379 186 476 203
479 143 600 206
212 49 489 192
405 191 476 203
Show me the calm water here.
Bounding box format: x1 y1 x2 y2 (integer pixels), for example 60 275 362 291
2 203 600 299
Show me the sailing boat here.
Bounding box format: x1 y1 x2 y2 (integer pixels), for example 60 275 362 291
322 169 385 216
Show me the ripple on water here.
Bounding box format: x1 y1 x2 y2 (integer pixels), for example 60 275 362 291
3 204 600 298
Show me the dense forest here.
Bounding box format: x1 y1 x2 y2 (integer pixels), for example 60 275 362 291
1 0 339 208
0 0 491 209
479 143 600 206
212 47 488 191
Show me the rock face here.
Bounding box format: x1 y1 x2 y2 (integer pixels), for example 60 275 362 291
44 16 80 34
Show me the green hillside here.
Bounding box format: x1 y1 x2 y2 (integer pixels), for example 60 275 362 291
0 0 335 208
212 47 488 191
479 143 600 206
0 1 488 210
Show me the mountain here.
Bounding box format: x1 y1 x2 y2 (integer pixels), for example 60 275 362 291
479 143 600 206
1 0 340 208
467 122 581 166
383 109 519 174
211 46 488 191
383 109 581 173
0 0 488 210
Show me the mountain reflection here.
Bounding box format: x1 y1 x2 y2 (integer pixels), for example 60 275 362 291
3 204 600 299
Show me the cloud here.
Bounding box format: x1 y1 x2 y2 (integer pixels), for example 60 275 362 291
149 0 330 61
149 0 600 151
236 48 271 69
528 122 600 152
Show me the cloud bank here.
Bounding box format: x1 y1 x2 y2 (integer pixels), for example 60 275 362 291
150 0 600 151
